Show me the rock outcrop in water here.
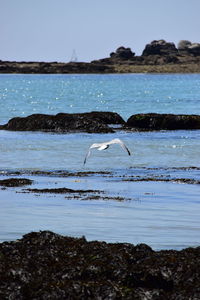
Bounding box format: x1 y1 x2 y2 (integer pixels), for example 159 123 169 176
0 178 33 187
126 113 200 130
2 112 200 133
0 111 125 133
0 230 199 299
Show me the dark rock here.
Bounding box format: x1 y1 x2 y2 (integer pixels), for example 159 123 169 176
24 187 102 194
92 42 200 67
0 111 125 133
0 230 200 299
123 176 200 184
126 113 200 130
178 40 192 50
178 40 200 56
81 111 125 124
142 39 178 56
0 61 115 74
110 46 135 60
188 43 200 56
0 178 33 187
141 54 179 65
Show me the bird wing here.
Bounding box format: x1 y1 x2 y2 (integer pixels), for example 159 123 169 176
83 143 101 165
83 148 91 165
83 140 130 165
98 144 109 151
110 138 131 155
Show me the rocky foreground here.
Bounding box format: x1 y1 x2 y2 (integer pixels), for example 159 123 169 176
1 111 200 133
1 39 200 73
0 231 199 299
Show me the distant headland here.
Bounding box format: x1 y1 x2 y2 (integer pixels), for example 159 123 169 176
1 39 200 73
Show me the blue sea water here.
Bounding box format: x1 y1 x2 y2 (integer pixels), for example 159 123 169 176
1 73 200 124
0 73 200 250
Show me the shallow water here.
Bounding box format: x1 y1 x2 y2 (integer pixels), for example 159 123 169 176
0 129 200 170
0 74 200 250
0 172 200 250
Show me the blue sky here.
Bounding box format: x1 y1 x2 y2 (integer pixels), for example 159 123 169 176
1 0 200 62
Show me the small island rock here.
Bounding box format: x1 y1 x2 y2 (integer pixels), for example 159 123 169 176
0 111 125 133
126 113 200 130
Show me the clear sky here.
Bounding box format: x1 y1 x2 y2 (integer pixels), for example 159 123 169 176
1 0 200 62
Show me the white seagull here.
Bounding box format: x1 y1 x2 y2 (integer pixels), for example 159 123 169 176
84 138 131 165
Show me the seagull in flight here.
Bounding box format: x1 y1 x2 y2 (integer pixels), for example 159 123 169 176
84 138 131 165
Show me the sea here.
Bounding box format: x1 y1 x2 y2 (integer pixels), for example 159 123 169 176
0 73 200 250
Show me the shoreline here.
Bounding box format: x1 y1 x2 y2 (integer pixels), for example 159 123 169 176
2 40 200 74
1 61 200 74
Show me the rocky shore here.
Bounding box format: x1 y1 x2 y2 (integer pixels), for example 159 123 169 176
1 111 200 133
0 230 199 299
1 39 200 73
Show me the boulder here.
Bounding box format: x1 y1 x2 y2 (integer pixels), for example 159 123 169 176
142 40 178 56
110 46 135 60
188 43 200 56
0 111 125 133
126 113 200 130
177 40 192 50
178 40 200 56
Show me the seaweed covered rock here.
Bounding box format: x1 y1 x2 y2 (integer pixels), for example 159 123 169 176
82 111 125 124
126 113 200 130
0 111 125 133
0 231 200 299
0 178 33 187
